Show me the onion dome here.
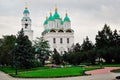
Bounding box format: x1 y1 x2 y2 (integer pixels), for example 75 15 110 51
44 16 48 25
48 12 54 21
23 7 29 14
53 8 60 19
64 13 70 22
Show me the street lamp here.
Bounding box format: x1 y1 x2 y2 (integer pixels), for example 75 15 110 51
82 66 85 75
14 42 18 75
100 58 103 69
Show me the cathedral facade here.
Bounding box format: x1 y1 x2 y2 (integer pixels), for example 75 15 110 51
42 8 74 54
21 7 33 41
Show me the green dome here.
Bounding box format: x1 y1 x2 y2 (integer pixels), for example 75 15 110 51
48 12 54 21
23 8 29 14
44 18 48 25
64 13 70 22
48 15 54 21
53 12 60 19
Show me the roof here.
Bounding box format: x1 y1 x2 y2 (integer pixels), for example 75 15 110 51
64 13 70 22
23 8 29 14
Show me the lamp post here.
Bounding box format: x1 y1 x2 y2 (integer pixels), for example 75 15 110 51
100 57 103 69
82 66 85 75
14 42 18 75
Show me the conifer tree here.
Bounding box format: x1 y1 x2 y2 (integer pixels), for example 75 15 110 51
14 28 33 69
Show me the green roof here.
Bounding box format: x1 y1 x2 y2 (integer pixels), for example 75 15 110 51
23 8 29 14
53 12 60 19
44 19 48 25
64 14 70 22
48 15 54 21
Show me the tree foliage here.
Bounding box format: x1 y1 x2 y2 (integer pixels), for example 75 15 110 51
0 35 16 66
14 28 33 69
34 37 51 65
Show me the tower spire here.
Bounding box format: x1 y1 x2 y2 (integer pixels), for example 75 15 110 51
25 2 28 9
65 10 68 16
50 9 52 16
55 4 58 12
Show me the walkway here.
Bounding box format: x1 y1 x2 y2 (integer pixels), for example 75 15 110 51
0 67 120 80
86 67 120 75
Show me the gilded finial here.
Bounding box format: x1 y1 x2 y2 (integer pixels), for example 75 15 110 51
66 10 68 16
55 7 58 12
50 9 52 15
55 4 58 12
46 16 48 19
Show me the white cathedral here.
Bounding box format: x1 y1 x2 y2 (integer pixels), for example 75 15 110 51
42 8 74 54
21 7 74 54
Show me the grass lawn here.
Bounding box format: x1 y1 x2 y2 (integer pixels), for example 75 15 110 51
94 63 120 67
0 66 97 78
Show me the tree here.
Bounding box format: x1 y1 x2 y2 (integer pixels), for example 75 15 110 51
0 35 16 66
95 24 118 63
52 48 62 65
34 37 50 65
14 28 33 69
81 36 94 51
73 43 81 52
95 24 113 49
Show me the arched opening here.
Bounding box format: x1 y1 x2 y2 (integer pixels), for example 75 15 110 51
58 29 64 32
50 29 56 32
66 29 72 33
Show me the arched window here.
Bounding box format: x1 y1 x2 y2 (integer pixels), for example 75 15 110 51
66 29 72 33
25 23 28 29
60 38 63 44
67 38 69 44
58 30 64 32
50 29 56 32
53 38 56 44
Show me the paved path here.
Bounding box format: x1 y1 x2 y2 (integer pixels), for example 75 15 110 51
86 67 120 75
0 67 120 80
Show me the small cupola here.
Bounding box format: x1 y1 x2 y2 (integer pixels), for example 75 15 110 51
64 13 70 22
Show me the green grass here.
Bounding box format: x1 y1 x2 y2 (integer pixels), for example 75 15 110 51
0 66 97 78
94 63 120 67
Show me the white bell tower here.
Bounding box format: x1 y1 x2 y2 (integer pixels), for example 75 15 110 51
21 6 33 41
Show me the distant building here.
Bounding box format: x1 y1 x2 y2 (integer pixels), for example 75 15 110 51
42 7 74 54
21 7 33 41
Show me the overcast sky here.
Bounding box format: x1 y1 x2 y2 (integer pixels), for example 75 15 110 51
0 0 120 44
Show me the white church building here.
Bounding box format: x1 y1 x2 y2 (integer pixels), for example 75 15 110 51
42 8 74 54
21 7 33 41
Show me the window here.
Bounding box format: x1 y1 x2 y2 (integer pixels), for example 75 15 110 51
56 22 58 28
67 38 69 44
25 24 28 29
60 38 63 44
53 38 56 44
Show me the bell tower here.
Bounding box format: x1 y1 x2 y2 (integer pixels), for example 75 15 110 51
21 5 33 41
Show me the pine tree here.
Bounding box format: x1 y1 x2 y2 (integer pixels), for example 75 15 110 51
14 28 33 69
95 24 113 48
52 48 62 65
81 36 94 51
